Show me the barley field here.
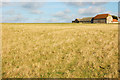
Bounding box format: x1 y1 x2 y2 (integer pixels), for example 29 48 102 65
2 23 118 78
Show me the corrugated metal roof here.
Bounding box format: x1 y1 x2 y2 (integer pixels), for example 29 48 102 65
75 18 81 21
80 17 93 21
94 14 110 19
112 15 118 20
113 19 118 22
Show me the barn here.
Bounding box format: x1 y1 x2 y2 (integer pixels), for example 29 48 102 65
74 18 81 23
72 14 118 23
93 14 113 23
72 21 75 23
79 17 94 23
72 17 94 23
112 15 118 23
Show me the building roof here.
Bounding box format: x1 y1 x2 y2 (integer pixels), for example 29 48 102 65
94 14 111 19
75 18 81 21
112 15 118 20
113 19 118 22
80 17 93 21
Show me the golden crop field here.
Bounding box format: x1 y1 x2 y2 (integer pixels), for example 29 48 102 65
2 23 118 78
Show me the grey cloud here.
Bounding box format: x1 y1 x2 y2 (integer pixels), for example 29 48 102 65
65 2 107 7
53 10 78 23
22 2 44 9
78 6 105 16
2 0 47 2
64 9 71 13
2 2 44 10
53 11 65 17
2 2 44 15
31 10 43 14
53 9 71 17
2 15 28 23
3 10 16 15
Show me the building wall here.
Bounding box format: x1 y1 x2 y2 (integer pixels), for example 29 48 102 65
75 19 80 23
112 22 118 23
106 15 113 23
72 21 75 23
93 19 106 23
80 21 91 23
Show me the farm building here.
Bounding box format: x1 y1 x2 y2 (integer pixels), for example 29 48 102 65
93 14 113 23
74 18 81 23
79 17 94 23
72 17 94 23
72 21 75 23
72 18 81 23
72 14 118 23
111 15 118 23
72 18 80 23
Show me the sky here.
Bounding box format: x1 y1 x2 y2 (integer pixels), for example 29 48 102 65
1 2 119 23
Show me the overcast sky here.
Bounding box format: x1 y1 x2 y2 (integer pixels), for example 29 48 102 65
1 2 118 23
